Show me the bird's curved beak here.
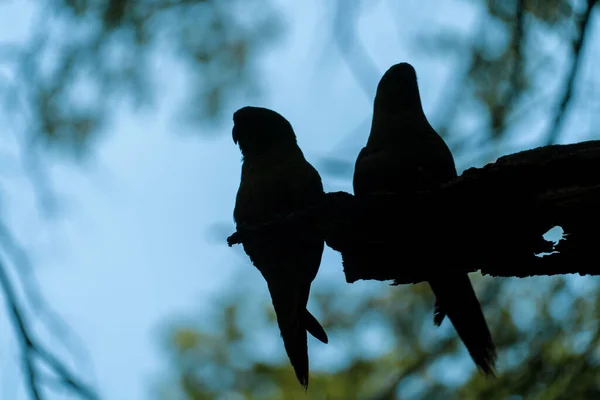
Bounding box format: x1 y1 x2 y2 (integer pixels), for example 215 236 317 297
232 125 238 144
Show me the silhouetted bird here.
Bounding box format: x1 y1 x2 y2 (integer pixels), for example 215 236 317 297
232 106 328 389
353 63 497 375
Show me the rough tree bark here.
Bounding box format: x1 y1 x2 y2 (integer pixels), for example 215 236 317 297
228 140 600 286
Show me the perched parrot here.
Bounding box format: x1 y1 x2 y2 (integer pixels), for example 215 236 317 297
353 63 497 375
232 106 328 388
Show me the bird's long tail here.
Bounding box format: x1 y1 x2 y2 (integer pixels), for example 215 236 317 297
428 274 497 376
268 282 313 389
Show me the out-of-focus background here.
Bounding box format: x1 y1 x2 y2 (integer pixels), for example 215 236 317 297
0 0 598 399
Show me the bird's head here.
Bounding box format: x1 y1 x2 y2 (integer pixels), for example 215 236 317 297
232 106 297 157
374 62 423 113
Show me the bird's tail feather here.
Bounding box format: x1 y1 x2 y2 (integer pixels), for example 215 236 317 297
428 275 497 376
305 310 328 344
268 283 311 389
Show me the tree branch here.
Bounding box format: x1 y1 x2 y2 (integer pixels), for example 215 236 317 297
545 0 596 145
0 255 99 400
332 0 380 99
228 140 600 284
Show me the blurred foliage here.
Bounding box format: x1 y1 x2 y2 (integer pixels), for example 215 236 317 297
2 0 598 398
160 275 600 399
421 0 575 139
156 0 600 399
0 1 280 398
324 0 597 179
0 0 282 156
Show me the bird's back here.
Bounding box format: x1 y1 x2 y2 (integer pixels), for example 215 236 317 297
234 153 325 282
234 154 324 225
354 116 456 196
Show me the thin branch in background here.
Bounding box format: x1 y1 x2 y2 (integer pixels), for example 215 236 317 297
512 0 525 91
452 42 569 161
22 150 57 217
0 220 94 370
1 84 59 217
0 69 95 381
0 143 97 397
453 82 561 169
452 29 591 167
0 12 59 217
481 0 527 158
501 0 526 115
0 255 99 400
312 0 382 179
333 0 381 99
545 0 596 145
0 8 96 395
429 7 489 142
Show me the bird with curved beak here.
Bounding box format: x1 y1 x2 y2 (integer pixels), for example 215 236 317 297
232 106 328 389
353 63 497 375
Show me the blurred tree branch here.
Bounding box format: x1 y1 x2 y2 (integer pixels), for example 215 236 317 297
320 0 598 181
0 1 284 398
0 255 98 400
0 0 281 155
333 0 380 98
545 0 597 145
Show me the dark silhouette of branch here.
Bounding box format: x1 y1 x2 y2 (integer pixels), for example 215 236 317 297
228 140 600 284
0 219 95 367
0 257 42 399
1 17 97 392
546 1 596 145
0 254 99 400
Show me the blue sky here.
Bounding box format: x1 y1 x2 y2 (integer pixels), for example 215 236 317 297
0 1 598 399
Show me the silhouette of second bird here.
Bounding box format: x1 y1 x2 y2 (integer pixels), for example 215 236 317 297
353 62 497 375
232 106 327 389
